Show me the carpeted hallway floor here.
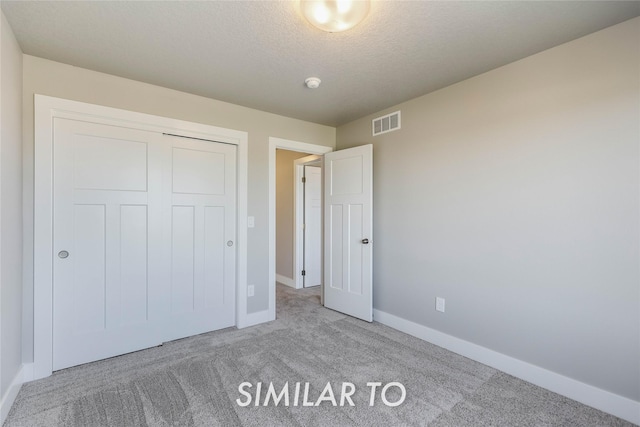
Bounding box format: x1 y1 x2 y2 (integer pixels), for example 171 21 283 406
4 284 633 426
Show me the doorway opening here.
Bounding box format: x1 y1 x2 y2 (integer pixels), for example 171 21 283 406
268 138 333 320
275 149 314 288
269 139 373 323
275 151 323 290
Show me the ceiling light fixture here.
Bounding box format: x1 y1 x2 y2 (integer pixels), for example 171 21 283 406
300 0 370 33
305 77 322 89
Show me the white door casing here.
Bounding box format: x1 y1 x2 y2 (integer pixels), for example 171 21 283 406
324 144 373 322
303 165 322 287
34 95 248 379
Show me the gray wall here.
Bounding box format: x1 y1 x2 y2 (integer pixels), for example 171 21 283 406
21 55 335 362
276 149 311 281
336 18 639 401
1 11 23 399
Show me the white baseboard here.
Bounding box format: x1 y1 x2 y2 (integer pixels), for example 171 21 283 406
0 364 24 425
275 274 297 288
21 363 34 383
237 309 273 329
373 309 640 425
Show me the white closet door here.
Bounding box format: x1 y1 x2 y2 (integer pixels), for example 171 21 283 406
53 119 236 370
161 135 236 342
53 118 165 370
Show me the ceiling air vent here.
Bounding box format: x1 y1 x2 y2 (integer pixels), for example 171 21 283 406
372 111 401 136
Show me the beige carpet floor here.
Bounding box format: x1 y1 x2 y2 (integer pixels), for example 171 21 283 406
4 284 633 426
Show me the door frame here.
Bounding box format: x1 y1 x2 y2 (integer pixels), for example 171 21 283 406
33 95 249 379
294 156 321 289
268 138 333 318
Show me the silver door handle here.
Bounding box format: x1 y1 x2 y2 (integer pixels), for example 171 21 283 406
58 250 69 259
227 240 234 247
361 239 369 244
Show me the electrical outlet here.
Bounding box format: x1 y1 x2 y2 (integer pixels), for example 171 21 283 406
248 216 255 228
435 297 445 313
248 285 255 297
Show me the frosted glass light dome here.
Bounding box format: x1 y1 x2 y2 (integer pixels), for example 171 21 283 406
300 0 370 33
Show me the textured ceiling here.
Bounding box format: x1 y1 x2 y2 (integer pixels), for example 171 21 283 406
2 1 639 126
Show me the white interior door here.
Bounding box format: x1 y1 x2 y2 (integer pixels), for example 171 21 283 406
303 165 322 287
53 118 236 370
323 144 373 322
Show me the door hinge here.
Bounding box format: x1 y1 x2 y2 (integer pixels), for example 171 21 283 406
302 177 306 183
302 270 306 276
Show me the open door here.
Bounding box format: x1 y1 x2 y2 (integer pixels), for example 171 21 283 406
323 144 373 322
303 165 322 287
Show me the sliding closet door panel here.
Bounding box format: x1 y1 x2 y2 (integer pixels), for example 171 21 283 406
53 118 163 370
163 136 237 342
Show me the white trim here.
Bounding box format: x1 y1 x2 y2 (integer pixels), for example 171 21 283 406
0 364 24 425
294 162 304 289
373 309 640 425
275 274 296 288
34 95 249 379
269 138 333 321
235 132 249 331
294 155 321 290
21 363 34 383
238 309 271 329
